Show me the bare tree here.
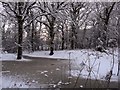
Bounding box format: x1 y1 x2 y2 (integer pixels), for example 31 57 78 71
37 2 66 55
1 1 36 59
95 2 116 48
66 2 92 49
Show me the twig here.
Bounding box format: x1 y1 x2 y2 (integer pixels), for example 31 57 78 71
73 60 86 88
105 47 115 88
68 52 72 82
93 62 100 88
84 52 98 88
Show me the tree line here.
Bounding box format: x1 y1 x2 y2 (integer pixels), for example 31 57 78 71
0 1 119 59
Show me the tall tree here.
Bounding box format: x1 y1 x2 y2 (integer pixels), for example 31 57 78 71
95 2 116 48
37 2 66 55
68 2 90 49
2 2 36 59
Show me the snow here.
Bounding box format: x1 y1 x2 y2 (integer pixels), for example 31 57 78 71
0 53 16 61
40 70 48 74
56 68 60 71
44 74 48 77
23 48 118 82
2 76 40 88
2 76 29 88
0 48 118 87
23 50 87 60
0 53 31 61
80 85 83 88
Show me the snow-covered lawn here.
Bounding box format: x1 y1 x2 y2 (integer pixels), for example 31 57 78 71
0 48 118 82
0 53 16 61
0 53 31 61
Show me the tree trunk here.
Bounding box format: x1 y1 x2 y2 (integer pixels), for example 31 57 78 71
17 2 23 59
30 11 35 51
49 42 54 55
49 17 55 55
49 27 54 55
70 25 75 49
17 16 23 59
61 36 64 50
61 24 64 50
82 24 87 48
70 32 75 49
49 33 54 55
31 22 34 51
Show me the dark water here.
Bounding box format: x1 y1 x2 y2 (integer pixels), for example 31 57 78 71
2 58 118 88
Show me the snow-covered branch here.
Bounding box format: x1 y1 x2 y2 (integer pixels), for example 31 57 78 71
15 42 22 47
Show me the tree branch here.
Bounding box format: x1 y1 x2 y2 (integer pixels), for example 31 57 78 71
22 2 36 21
24 15 39 29
36 19 50 29
2 2 18 16
0 13 7 18
108 2 116 16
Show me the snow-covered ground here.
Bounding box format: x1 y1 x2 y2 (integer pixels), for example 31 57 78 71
24 48 118 82
0 48 118 83
0 52 31 61
0 53 16 61
2 76 29 88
